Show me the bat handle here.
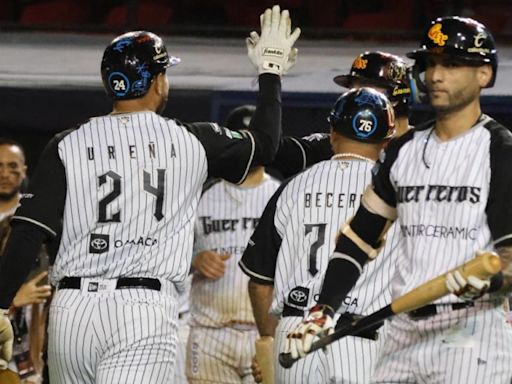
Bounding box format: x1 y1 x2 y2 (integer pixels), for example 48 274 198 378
278 352 297 368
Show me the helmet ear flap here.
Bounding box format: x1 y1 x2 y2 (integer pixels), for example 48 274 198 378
407 65 428 105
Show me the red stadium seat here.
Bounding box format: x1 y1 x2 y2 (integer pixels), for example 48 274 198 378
20 1 90 25
341 0 415 31
104 2 173 28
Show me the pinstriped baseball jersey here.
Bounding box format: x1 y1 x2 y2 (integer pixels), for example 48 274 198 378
13 111 259 286
240 157 399 317
190 175 280 327
372 115 512 303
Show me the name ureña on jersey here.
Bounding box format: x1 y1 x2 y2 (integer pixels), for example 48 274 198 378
86 142 177 161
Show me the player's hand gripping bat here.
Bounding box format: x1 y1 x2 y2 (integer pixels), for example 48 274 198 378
279 252 501 368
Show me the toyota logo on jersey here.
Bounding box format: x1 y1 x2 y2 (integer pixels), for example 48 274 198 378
89 234 110 254
288 286 310 307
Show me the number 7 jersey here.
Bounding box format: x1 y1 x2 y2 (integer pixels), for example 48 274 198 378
240 157 400 316
13 112 260 285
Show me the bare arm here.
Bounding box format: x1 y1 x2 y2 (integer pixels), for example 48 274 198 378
248 280 278 337
497 246 512 292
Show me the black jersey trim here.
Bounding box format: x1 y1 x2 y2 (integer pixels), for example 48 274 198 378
236 130 256 184
289 137 307 171
239 260 275 284
11 216 57 237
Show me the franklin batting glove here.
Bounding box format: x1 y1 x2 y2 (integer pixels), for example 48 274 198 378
246 5 301 76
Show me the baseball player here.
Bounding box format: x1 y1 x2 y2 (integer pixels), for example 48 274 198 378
270 51 412 179
287 16 512 383
240 88 399 383
186 105 281 383
0 7 300 383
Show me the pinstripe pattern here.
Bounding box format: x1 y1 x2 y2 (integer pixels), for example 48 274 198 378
190 176 280 327
274 317 329 383
48 285 179 384
372 305 512 383
271 158 398 318
187 175 279 382
266 157 400 383
51 112 207 285
368 115 512 382
186 326 258 383
389 118 494 303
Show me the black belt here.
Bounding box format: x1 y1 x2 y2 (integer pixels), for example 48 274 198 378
58 276 161 291
282 304 380 341
408 302 474 319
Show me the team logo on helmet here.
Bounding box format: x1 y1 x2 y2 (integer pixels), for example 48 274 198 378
354 91 382 107
387 61 407 83
352 111 378 138
112 37 133 53
352 56 368 69
428 23 448 46
469 32 491 53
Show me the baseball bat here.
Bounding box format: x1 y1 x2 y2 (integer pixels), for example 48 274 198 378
255 336 275 384
279 252 501 368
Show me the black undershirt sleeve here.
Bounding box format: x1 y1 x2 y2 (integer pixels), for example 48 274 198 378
239 180 289 285
186 74 281 184
485 121 512 247
270 134 332 178
318 205 391 311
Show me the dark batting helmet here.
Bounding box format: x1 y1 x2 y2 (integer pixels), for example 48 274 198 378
333 51 411 110
328 87 395 143
224 105 255 130
407 16 498 88
101 31 181 100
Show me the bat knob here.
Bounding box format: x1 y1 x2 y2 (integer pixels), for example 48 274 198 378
278 352 296 368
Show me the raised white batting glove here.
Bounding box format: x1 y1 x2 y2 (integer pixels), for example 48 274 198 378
246 5 301 76
446 270 490 301
246 31 298 75
0 309 13 369
285 304 335 359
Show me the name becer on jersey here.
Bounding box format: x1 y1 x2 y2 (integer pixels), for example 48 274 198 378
396 185 481 204
86 142 177 160
200 216 260 235
304 192 361 209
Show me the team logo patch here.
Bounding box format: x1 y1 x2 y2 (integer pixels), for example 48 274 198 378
352 56 368 70
352 111 378 138
468 32 490 53
89 234 110 254
288 286 310 307
428 23 448 46
355 92 382 107
387 61 406 83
